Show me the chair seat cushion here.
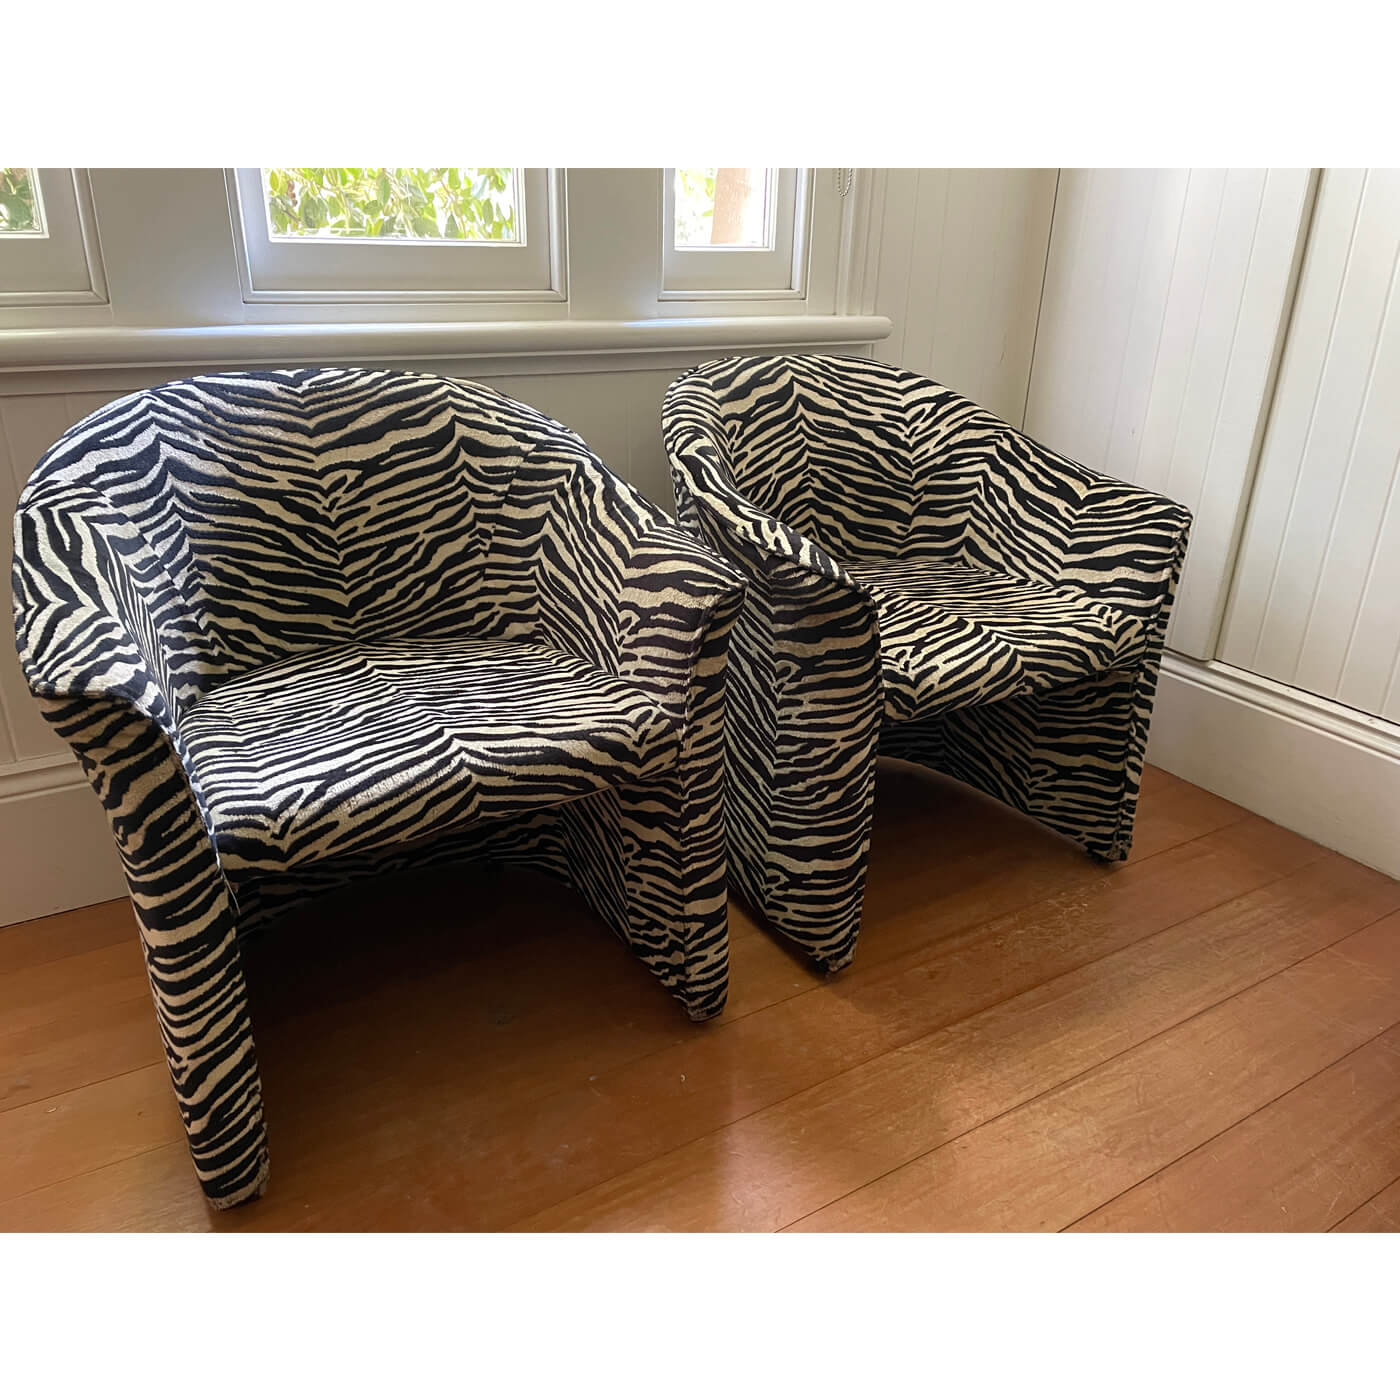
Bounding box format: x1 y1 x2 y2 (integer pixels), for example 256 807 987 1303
180 636 680 875
844 558 1147 723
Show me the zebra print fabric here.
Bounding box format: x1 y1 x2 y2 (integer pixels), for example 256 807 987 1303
663 353 1191 973
11 367 744 1209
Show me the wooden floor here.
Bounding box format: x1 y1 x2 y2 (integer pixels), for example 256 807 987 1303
2 761 1399 1232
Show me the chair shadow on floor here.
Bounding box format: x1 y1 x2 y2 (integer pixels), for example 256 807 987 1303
214 759 1107 1229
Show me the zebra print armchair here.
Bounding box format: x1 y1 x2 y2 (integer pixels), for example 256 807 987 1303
11 367 744 1210
663 354 1190 973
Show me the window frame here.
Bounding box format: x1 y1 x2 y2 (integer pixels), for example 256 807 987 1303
660 167 811 300
224 167 567 305
0 167 860 332
0 168 108 306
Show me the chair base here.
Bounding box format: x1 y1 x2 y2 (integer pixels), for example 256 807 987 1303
206 1155 271 1212
732 671 1151 970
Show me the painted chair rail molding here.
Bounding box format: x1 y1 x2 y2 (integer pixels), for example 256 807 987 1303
0 316 894 373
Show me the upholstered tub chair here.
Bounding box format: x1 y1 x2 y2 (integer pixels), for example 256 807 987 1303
11 367 745 1210
662 353 1190 973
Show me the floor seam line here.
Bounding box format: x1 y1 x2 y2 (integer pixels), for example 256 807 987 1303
1058 1018 1400 1231
1328 1172 1400 1231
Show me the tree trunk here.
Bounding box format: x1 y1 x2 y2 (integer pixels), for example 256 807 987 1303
712 168 754 244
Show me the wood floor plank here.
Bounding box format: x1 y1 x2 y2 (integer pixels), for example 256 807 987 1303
848 763 1256 980
0 864 803 1107
1 993 161 1112
269 817 1328 1232
0 1061 185 1203
0 760 1245 1123
1069 1023 1400 1231
0 764 1361 1231
1331 1177 1400 1232
0 1143 215 1232
0 933 163 1110
0 939 151 1037
0 809 1310 1231
787 912 1400 1232
520 860 1400 1232
0 871 813 1204
1117 767 1252 862
0 898 135 978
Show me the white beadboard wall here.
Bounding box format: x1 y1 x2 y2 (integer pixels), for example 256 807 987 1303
1024 168 1316 659
1220 168 1400 722
865 168 1057 426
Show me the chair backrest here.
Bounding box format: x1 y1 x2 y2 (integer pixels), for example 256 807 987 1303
14 367 575 689
665 354 1012 565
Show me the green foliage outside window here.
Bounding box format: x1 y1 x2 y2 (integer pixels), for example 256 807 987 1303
262 168 518 241
674 168 718 246
0 168 41 233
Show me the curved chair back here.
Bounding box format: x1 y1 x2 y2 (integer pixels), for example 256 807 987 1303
665 353 1141 588
666 354 913 556
14 367 636 704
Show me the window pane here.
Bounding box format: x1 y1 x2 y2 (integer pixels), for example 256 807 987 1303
673 168 773 248
261 168 521 242
0 168 45 235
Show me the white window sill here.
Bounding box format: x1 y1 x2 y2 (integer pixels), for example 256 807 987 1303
0 315 892 374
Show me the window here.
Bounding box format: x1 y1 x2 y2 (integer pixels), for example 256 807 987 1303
1 168 45 234
662 167 809 297
0 167 107 304
261 168 522 242
226 167 564 302
0 168 855 331
674 168 772 248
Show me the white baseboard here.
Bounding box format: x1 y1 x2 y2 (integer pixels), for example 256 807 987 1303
0 754 125 926
1148 653 1400 880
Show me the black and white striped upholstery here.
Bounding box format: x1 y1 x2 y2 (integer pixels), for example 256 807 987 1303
11 367 744 1209
663 354 1190 972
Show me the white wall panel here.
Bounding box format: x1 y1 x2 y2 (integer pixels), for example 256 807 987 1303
1220 168 1400 722
871 168 1056 426
1025 168 1315 658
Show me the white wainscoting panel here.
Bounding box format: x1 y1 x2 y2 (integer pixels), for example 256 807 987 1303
869 168 1057 426
0 759 126 923
1024 168 1316 659
1219 168 1400 722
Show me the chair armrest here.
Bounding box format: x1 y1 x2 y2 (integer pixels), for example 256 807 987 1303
12 501 182 741
668 436 859 592
615 522 746 719
962 426 1191 614
1059 473 1192 611
515 435 744 710
13 501 225 875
